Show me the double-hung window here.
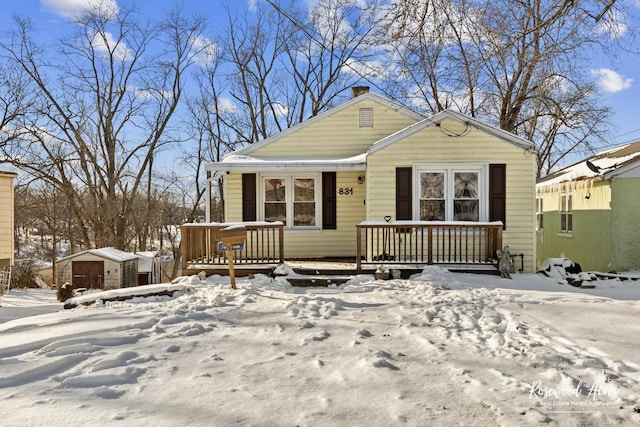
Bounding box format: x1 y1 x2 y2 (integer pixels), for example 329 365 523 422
559 191 572 233
536 197 544 231
416 165 486 222
262 175 319 228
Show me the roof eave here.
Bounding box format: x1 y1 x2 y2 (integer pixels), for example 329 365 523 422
206 161 367 173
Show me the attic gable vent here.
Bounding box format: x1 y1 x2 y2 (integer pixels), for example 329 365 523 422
359 107 373 128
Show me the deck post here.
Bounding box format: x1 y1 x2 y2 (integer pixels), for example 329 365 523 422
356 225 362 270
180 225 188 274
278 223 285 263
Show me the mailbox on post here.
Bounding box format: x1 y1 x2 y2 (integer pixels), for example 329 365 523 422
218 225 247 289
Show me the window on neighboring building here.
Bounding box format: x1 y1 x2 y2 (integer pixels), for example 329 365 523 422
417 165 484 221
262 175 319 228
559 192 572 233
536 197 543 231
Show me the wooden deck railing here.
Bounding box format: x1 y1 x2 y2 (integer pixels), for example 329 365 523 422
356 221 503 270
181 222 284 270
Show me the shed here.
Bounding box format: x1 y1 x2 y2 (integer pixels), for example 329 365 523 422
56 247 139 289
135 251 161 285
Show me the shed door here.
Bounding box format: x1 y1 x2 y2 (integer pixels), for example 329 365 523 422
138 272 150 286
72 261 105 289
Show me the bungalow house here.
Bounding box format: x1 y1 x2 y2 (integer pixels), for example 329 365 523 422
197 89 537 273
56 247 139 289
0 171 17 289
536 141 640 272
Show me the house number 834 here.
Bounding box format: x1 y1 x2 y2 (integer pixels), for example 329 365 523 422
338 187 354 195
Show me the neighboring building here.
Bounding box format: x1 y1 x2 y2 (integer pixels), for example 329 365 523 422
0 171 17 268
205 89 538 272
135 251 161 285
536 141 640 272
56 247 139 289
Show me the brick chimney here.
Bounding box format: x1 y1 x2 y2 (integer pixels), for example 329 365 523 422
351 86 370 97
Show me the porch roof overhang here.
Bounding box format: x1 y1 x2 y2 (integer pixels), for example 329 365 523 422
205 153 367 174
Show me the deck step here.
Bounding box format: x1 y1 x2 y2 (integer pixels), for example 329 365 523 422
285 276 353 287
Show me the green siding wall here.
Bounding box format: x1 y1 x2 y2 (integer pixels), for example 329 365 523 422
536 208 611 272
536 180 612 272
610 177 640 271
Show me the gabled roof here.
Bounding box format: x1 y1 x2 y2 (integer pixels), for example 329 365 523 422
537 141 640 186
228 92 424 158
206 100 536 174
368 110 536 154
58 247 139 263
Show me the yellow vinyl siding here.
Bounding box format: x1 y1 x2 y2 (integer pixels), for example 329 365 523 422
366 119 537 272
224 171 365 258
0 174 15 265
250 100 418 159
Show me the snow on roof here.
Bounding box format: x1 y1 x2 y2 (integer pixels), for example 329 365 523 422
538 141 640 187
58 247 139 263
134 251 159 272
206 153 367 172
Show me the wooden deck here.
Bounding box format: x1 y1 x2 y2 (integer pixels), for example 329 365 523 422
356 221 503 270
181 221 503 282
181 222 284 274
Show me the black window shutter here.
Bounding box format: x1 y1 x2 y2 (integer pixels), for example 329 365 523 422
322 172 337 229
396 167 412 220
489 164 506 228
242 173 257 222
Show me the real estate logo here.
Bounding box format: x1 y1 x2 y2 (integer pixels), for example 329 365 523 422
528 371 619 412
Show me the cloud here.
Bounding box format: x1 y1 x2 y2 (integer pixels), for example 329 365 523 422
247 0 260 12
41 0 119 19
191 35 218 68
270 101 289 118
595 8 628 39
207 98 238 115
591 68 633 93
341 58 392 80
90 30 130 61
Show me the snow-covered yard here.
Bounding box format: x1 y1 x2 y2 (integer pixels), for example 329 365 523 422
1 266 639 426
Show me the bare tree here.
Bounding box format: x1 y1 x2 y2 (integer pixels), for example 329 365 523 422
0 4 210 250
185 36 238 219
382 0 631 176
269 0 384 123
219 0 384 145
